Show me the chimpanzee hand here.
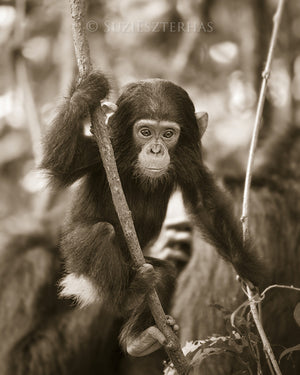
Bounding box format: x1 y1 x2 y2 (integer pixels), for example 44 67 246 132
71 71 110 113
133 263 157 293
123 263 157 311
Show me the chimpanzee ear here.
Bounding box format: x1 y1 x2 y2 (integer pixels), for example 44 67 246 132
195 112 208 138
101 101 118 116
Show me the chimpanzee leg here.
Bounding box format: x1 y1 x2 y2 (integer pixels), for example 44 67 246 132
59 221 131 308
119 257 177 356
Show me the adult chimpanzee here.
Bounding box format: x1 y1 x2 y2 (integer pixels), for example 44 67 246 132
41 71 265 356
172 124 300 374
0 218 122 375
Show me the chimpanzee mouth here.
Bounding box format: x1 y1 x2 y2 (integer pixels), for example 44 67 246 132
133 163 175 191
145 167 167 176
133 160 171 183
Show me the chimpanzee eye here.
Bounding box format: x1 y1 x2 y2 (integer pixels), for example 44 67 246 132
163 130 174 139
140 128 152 137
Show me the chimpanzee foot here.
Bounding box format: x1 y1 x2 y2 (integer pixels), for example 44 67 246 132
126 326 167 357
126 315 179 357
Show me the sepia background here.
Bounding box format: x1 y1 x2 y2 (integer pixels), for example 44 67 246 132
0 1 299 374
0 0 299 225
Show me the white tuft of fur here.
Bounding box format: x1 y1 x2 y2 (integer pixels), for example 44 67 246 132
59 273 100 307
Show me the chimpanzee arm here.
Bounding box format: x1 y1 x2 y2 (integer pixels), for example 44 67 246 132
41 71 110 187
182 167 266 288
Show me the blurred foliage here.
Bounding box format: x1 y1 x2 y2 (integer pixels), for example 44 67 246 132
0 0 299 225
164 303 261 374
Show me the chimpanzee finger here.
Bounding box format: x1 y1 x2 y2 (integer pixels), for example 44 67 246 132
166 315 180 333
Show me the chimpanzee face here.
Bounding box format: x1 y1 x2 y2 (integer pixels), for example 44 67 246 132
133 119 180 178
101 78 208 185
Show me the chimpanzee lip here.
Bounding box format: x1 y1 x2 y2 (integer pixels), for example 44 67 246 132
146 167 166 173
144 167 167 178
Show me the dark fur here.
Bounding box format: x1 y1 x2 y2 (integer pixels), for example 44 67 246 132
0 224 123 375
41 71 265 350
172 125 300 374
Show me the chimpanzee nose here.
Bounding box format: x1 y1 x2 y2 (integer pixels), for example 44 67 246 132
150 143 162 154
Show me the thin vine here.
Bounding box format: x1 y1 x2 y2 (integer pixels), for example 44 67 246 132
241 1 286 375
68 1 189 373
